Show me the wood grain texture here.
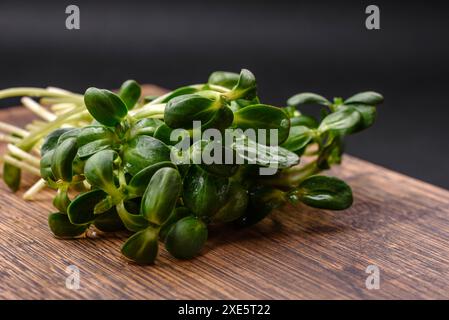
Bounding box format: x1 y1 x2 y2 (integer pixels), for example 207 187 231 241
0 85 449 299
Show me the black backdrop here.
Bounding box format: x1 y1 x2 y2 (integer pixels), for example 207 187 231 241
1 0 448 188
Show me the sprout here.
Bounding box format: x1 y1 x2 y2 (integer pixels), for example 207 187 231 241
0 71 383 264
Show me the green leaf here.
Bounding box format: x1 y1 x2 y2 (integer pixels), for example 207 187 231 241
158 86 199 103
93 195 117 214
77 126 115 148
199 105 234 133
84 150 119 194
183 165 229 218
292 175 353 210
119 80 141 110
153 123 187 146
77 139 112 159
213 182 248 223
40 150 55 182
41 128 72 157
116 201 149 232
287 92 330 107
57 128 81 145
159 207 191 241
236 186 286 227
128 161 177 197
231 134 300 169
289 115 319 128
122 135 171 176
233 104 291 144
164 93 222 129
208 71 240 89
131 118 163 137
344 91 384 105
232 96 260 110
67 189 107 225
121 226 159 265
51 137 78 182
189 140 239 178
140 167 182 226
48 212 88 238
227 69 257 100
165 216 208 259
281 126 313 153
53 188 71 213
340 104 376 131
318 106 361 135
84 87 128 127
94 207 126 232
3 162 21 192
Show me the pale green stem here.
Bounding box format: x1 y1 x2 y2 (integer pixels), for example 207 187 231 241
3 155 41 176
147 83 230 106
0 87 83 103
23 179 47 200
17 106 86 150
0 121 29 137
0 133 21 144
7 144 41 167
130 103 166 119
21 97 56 121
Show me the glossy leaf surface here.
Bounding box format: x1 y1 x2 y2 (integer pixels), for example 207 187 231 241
128 161 177 197
48 212 88 238
233 104 290 145
183 166 229 218
121 226 159 265
51 137 78 182
293 175 353 210
287 92 330 107
165 216 208 259
213 182 248 223
84 87 128 127
164 93 222 129
344 91 384 105
67 189 107 225
140 167 182 226
122 135 171 176
119 80 141 110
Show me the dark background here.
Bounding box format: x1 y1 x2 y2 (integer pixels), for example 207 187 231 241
0 0 448 188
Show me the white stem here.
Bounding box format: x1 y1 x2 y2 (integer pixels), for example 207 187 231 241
3 155 41 176
21 97 57 121
31 146 41 157
0 121 29 137
129 103 165 118
40 97 83 105
23 179 47 200
51 103 76 112
7 144 41 167
0 87 83 102
0 134 21 144
46 86 75 95
25 124 43 132
189 83 231 93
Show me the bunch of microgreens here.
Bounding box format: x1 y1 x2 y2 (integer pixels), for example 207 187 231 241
0 69 383 264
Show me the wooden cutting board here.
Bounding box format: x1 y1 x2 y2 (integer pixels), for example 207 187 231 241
1 85 449 299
